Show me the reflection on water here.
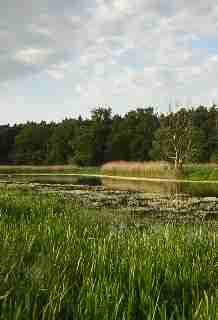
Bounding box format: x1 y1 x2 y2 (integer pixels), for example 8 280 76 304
1 174 218 197
103 178 218 197
0 174 102 186
181 182 218 197
102 178 181 194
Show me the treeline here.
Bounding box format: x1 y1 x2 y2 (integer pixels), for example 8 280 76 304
1 105 218 166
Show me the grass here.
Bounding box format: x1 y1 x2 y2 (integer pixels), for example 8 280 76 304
183 163 218 181
0 190 218 318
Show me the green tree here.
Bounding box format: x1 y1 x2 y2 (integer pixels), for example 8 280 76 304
124 108 159 161
0 125 21 164
73 107 112 166
72 120 94 166
14 122 53 164
105 115 130 161
47 119 78 164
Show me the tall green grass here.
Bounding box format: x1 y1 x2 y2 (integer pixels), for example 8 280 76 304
183 163 218 181
0 191 218 319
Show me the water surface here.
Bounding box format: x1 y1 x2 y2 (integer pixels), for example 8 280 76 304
1 173 218 197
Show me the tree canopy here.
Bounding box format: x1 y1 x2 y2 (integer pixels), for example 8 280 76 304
1 105 218 166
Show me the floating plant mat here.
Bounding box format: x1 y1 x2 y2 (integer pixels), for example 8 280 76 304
1 173 218 196
1 180 218 224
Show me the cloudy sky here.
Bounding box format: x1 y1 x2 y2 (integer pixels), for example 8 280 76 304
1 0 218 124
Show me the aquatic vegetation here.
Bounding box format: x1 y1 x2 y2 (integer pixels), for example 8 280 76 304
0 190 217 319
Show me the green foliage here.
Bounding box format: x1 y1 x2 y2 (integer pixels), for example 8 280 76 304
149 127 170 161
0 125 21 164
72 121 95 166
0 191 218 318
73 107 113 166
105 108 159 162
210 152 218 163
2 104 218 166
105 115 131 161
47 119 77 164
183 164 218 181
125 108 159 161
14 122 53 165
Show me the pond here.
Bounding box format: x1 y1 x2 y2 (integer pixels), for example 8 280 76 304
1 173 218 197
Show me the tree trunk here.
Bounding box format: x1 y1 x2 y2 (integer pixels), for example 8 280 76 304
174 151 178 170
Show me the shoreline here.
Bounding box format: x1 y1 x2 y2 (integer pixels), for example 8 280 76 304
1 172 218 184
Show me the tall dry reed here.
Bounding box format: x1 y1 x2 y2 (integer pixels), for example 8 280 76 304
101 161 176 179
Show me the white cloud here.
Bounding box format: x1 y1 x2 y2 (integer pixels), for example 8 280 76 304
14 48 52 65
1 0 218 123
46 69 65 80
45 61 73 80
112 0 133 14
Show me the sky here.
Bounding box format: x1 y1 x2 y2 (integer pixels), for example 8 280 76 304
1 0 218 124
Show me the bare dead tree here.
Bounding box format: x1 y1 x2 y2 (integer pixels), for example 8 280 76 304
162 109 194 170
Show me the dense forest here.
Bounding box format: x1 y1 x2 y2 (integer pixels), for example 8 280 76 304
1 105 218 166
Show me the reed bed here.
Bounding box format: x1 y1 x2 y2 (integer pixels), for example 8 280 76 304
101 161 177 179
0 190 217 319
102 161 218 181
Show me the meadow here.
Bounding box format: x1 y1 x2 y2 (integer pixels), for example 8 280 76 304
0 189 218 319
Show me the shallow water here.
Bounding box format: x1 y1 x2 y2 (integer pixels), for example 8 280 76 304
103 178 218 197
1 173 218 197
